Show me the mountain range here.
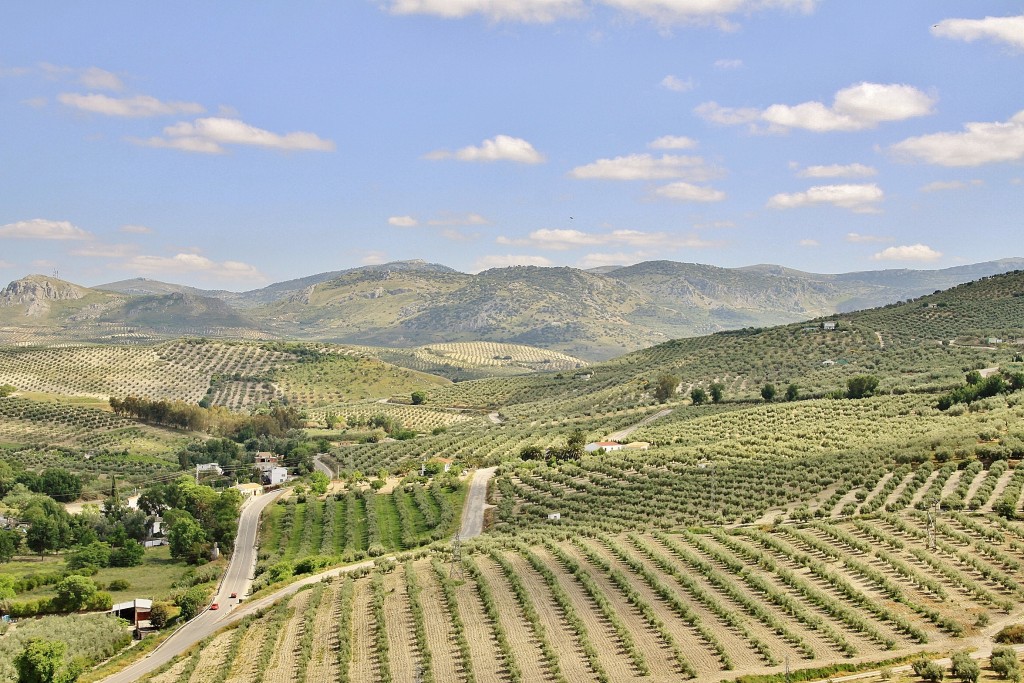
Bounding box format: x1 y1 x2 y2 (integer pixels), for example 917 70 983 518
2 258 1022 359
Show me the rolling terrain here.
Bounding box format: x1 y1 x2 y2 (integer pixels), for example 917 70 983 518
2 257 1022 358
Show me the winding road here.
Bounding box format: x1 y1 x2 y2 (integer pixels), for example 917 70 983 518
103 464 500 680
102 489 284 683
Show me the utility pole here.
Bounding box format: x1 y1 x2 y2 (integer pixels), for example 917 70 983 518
449 532 464 580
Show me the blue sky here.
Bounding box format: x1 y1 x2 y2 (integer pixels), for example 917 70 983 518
1 1 1022 290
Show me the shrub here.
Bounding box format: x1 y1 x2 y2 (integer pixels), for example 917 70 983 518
995 624 1024 644
107 578 131 591
951 651 979 683
991 645 1021 682
912 658 945 682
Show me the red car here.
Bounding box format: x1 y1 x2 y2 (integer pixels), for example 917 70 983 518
229 592 237 599
210 603 220 610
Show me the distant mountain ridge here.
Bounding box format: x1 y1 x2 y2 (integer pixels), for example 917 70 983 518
1 257 1020 358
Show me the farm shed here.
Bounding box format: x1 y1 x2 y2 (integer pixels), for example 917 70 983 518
112 598 152 626
823 321 838 330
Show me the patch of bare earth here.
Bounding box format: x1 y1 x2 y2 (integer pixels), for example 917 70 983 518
305 581 340 683
416 560 466 682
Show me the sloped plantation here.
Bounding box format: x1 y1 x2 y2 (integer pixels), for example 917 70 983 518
141 504 1024 682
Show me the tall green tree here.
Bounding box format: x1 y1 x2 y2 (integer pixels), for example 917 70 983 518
653 374 679 403
846 375 880 399
708 383 724 404
15 638 81 683
761 383 776 402
690 387 708 406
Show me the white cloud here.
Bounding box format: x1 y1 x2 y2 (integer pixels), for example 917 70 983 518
71 243 140 258
125 252 265 280
578 252 649 268
427 212 491 226
136 117 335 154
21 97 47 108
693 220 735 229
714 58 744 69
795 162 877 178
890 110 1024 166
119 224 154 234
872 244 942 262
570 153 717 181
439 228 478 241
362 251 388 265
660 75 694 92
386 0 816 25
473 254 554 271
388 215 419 227
79 67 124 91
596 0 817 27
845 232 892 244
697 82 935 132
648 135 698 150
767 184 884 212
58 93 205 118
426 135 545 164
497 227 686 250
387 0 583 22
932 14 1024 51
651 181 726 202
0 218 92 240
0 260 14 269
920 179 982 193
798 239 820 247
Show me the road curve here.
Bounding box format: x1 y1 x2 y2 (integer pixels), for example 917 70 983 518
101 489 284 683
459 467 497 539
312 454 335 479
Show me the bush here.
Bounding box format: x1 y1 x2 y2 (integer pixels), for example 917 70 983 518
107 578 131 591
991 645 1021 682
149 601 172 629
913 658 945 682
174 585 210 621
995 624 1024 644
951 651 979 683
109 541 144 567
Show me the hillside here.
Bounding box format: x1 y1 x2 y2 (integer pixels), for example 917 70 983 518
0 275 267 346
6 258 1023 357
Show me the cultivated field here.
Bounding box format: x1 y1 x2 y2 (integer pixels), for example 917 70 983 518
144 507 1024 683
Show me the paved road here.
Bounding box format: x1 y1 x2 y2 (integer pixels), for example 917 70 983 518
604 408 672 442
312 454 335 479
459 467 497 539
102 489 284 683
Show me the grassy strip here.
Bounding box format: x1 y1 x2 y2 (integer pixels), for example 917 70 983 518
251 597 294 679
488 549 565 682
641 532 815 661
429 558 476 682
337 577 356 683
294 582 327 682
544 539 650 676
371 572 392 683
732 651 936 683
601 534 742 669
573 538 696 677
405 561 434 683
518 544 609 682
464 554 524 683
681 530 858 657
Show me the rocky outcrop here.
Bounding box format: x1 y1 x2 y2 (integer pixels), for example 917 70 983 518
0 276 87 316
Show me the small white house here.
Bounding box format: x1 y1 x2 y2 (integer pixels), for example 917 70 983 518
234 482 264 499
822 359 836 367
547 513 561 521
265 467 288 486
988 337 1003 344
585 441 624 453
823 321 838 331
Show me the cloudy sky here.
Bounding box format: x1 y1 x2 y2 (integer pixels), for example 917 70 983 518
1 2 1022 290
